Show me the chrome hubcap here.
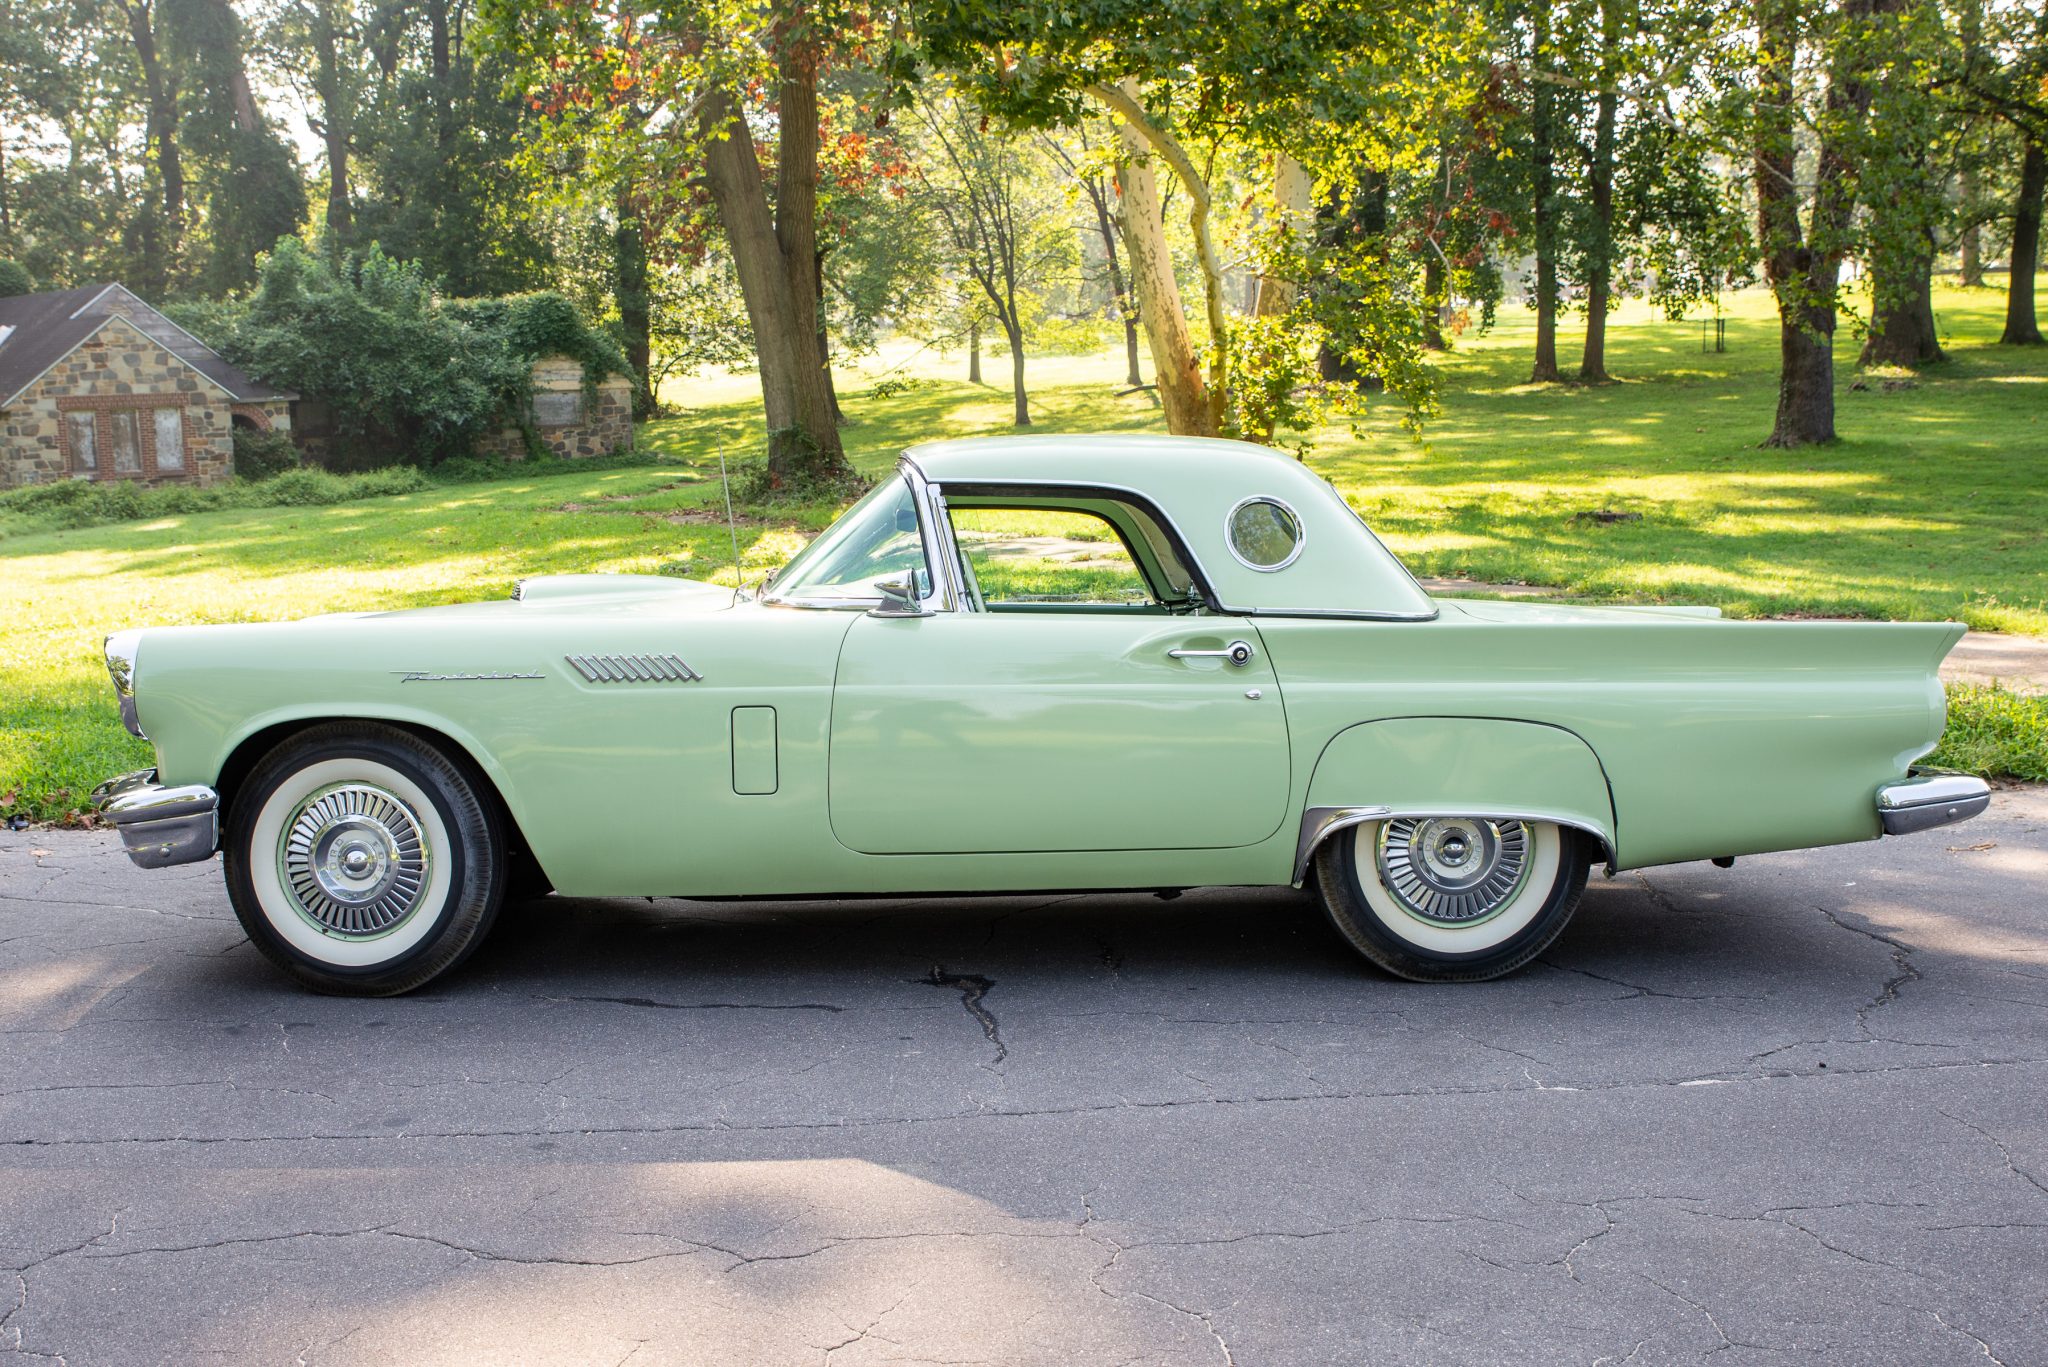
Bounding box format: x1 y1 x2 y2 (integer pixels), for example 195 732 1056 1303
279 784 430 937
1376 817 1530 925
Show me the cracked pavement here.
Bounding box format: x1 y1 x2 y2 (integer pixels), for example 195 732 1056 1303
2 790 2045 1365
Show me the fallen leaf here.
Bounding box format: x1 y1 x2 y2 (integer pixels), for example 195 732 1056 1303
1947 841 1996 853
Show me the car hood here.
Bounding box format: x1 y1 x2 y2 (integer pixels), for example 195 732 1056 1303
321 574 742 623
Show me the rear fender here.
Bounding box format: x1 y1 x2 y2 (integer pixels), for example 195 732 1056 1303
1297 717 1617 882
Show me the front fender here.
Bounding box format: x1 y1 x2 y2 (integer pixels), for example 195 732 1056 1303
1297 717 1617 881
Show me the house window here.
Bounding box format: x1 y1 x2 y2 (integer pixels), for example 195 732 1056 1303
66 411 98 479
108 410 143 474
532 390 582 427
154 408 185 472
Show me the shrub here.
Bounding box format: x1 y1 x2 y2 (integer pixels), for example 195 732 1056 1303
0 259 31 297
0 466 430 537
232 427 299 481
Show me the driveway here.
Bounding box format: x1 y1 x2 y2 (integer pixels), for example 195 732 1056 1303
3 791 2045 1366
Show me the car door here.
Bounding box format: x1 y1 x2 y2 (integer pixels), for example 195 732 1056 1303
826 496 1293 855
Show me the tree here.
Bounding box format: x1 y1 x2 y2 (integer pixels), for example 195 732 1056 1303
485 0 867 489
168 0 309 293
1854 0 1949 367
1043 126 1144 387
916 0 1467 442
912 91 1075 425
1745 0 1888 447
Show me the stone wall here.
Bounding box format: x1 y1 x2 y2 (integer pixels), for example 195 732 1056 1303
0 316 233 488
476 358 635 461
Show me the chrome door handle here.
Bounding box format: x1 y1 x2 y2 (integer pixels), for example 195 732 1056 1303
1167 639 1256 667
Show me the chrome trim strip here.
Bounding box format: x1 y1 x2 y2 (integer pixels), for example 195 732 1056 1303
104 630 144 738
565 653 704 684
1294 805 1393 883
898 458 962 614
93 770 221 869
1876 773 1991 835
1223 495 1306 573
1294 803 1617 885
1243 606 1442 623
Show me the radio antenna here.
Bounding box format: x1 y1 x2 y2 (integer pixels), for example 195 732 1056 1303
717 449 744 603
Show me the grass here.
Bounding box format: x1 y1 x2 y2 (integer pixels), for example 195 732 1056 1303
2 280 2044 823
1926 686 2048 783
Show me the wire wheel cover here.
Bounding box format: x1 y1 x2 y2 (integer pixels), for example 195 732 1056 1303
278 783 431 938
1375 817 1531 925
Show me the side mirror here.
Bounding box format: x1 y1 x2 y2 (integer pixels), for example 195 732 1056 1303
868 572 931 618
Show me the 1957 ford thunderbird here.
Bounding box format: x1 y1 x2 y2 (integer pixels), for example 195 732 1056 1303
92 435 1990 995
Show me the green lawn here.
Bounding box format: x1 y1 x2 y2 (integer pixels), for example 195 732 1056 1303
3 281 2044 823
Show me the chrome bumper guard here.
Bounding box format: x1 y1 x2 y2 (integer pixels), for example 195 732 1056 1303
1876 772 1992 836
90 768 221 869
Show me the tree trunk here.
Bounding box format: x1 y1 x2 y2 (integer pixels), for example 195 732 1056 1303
1316 173 1388 391
1253 152 1314 318
122 0 181 296
1958 171 1983 287
1860 238 1944 365
814 248 842 424
0 123 11 234
1007 324 1029 426
698 85 852 485
1579 0 1620 383
1421 249 1447 350
1528 0 1561 384
1753 0 1867 446
968 322 982 382
614 188 653 418
312 6 353 244
2002 140 2045 345
1080 171 1144 385
1095 79 1226 435
1107 120 1213 434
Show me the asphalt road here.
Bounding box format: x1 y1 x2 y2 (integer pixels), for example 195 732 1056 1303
3 792 2046 1367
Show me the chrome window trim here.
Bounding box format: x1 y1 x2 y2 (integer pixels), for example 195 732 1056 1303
904 470 1438 622
760 466 955 613
1224 495 1306 573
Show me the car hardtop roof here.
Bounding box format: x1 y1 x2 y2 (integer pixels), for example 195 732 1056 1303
900 434 1438 622
903 433 1310 489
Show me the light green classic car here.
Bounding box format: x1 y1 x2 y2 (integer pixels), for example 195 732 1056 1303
93 435 1989 995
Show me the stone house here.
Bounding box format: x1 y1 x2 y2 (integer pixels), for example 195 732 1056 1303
471 356 635 462
0 284 294 489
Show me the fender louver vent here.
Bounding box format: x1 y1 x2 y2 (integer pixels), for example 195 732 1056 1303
565 653 704 684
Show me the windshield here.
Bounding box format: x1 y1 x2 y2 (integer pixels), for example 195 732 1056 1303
764 475 931 607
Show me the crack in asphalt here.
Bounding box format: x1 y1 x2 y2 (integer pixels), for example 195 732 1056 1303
546 995 846 1014
1816 904 1925 1034
10 1053 2048 1151
918 967 1005 1068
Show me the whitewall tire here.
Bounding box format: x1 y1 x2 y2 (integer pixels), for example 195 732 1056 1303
1313 817 1591 982
224 722 505 995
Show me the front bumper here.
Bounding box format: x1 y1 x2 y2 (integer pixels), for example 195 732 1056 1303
1876 772 1992 836
90 769 220 869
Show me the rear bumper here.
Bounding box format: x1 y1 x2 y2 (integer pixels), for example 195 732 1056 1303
90 769 220 869
1876 772 1992 836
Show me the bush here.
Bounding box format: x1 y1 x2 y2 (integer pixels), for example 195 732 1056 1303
0 259 31 297
248 466 428 507
0 466 430 536
1929 684 2048 783
232 427 299 481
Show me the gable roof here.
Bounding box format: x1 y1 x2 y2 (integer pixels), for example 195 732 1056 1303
0 283 295 407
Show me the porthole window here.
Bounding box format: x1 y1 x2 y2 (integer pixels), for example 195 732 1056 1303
1225 497 1305 572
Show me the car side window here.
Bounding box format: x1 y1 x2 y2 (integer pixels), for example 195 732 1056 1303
947 507 1161 610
